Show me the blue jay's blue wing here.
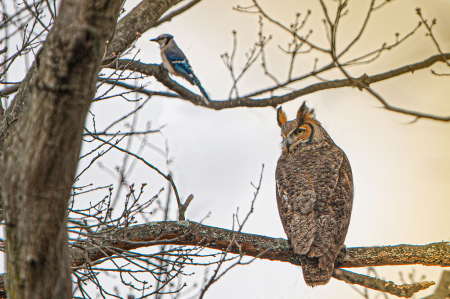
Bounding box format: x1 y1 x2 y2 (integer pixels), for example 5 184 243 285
176 64 210 104
163 47 196 85
172 61 196 85
161 38 211 104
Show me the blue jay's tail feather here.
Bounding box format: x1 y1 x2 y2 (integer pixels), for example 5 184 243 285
193 76 210 105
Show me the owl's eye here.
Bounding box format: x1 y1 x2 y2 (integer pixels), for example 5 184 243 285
295 127 306 135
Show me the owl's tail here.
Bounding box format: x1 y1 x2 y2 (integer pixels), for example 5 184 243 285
300 255 334 287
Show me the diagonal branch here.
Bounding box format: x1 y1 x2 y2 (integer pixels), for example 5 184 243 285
105 0 179 57
333 268 435 298
153 0 203 28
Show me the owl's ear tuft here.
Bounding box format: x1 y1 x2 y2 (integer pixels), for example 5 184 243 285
297 101 315 123
277 107 287 127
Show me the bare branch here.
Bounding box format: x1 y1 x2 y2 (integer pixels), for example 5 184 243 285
114 54 450 122
153 0 203 28
338 0 375 58
83 130 161 137
85 131 183 211
235 0 329 53
105 0 179 57
416 8 450 68
101 78 181 100
178 194 194 221
64 221 450 268
333 268 435 298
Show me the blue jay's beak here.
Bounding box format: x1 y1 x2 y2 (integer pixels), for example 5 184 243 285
150 38 158 42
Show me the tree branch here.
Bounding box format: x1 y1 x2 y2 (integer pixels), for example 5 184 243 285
68 221 450 268
105 0 179 58
333 268 435 298
152 0 203 28
0 221 444 297
0 0 180 152
113 54 450 121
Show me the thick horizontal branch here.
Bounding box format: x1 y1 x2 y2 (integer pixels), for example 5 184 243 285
5 53 450 115
0 221 444 297
112 54 450 120
69 220 450 268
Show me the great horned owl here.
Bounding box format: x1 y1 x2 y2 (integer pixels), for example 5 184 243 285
275 102 353 286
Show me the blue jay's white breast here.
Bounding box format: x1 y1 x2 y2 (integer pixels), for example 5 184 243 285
160 49 178 75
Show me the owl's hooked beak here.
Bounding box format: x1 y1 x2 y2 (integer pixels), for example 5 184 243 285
283 135 295 152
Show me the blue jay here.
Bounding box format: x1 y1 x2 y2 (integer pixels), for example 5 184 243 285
151 34 210 105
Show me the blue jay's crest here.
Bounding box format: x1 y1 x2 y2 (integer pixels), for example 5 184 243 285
157 33 173 39
151 34 210 105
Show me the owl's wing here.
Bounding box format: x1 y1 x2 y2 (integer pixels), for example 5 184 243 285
300 150 353 288
276 171 318 255
276 149 324 255
276 146 352 260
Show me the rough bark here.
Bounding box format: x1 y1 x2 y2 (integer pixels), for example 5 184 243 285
113 54 450 117
0 0 123 298
0 221 446 297
333 268 436 298
106 0 179 57
67 221 450 268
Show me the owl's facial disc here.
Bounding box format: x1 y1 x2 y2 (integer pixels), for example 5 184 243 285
284 123 312 151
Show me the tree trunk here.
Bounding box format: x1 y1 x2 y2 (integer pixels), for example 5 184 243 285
1 1 122 298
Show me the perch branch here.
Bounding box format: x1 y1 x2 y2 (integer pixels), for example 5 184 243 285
0 221 445 297
64 221 450 269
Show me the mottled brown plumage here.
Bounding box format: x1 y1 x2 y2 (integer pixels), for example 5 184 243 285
275 102 353 286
